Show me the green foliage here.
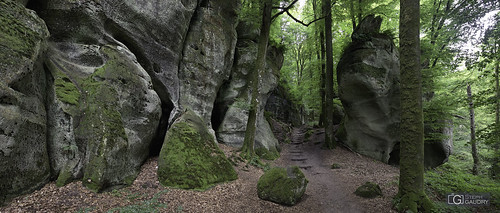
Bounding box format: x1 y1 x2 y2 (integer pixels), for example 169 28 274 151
425 148 500 211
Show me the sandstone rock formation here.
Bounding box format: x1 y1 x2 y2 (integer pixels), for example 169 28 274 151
337 15 452 168
0 0 51 204
45 44 161 191
214 25 284 154
336 15 401 164
179 0 239 138
0 0 287 203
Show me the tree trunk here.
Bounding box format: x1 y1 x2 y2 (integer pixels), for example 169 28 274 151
318 15 327 127
323 0 335 149
350 0 356 30
357 0 363 25
395 0 433 212
467 84 479 175
241 0 272 159
493 41 500 178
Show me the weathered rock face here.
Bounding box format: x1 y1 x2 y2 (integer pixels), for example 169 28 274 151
158 110 237 190
179 0 238 137
38 0 200 124
336 15 400 163
214 35 284 153
337 15 452 167
0 0 50 204
257 166 308 206
44 44 161 191
265 85 301 127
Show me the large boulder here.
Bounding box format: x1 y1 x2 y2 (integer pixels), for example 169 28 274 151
337 15 452 167
178 0 239 138
214 28 284 154
158 110 237 190
0 0 50 204
45 44 161 191
257 166 308 206
336 15 400 163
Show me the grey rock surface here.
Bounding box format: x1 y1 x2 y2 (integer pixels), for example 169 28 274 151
337 15 401 163
44 44 161 191
179 0 238 138
337 15 452 167
0 0 51 204
215 36 283 151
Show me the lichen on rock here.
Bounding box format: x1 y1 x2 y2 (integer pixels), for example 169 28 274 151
257 166 308 206
158 110 237 190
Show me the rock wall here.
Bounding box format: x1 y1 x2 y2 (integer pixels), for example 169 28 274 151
214 26 284 153
0 0 50 204
0 0 289 203
179 0 239 138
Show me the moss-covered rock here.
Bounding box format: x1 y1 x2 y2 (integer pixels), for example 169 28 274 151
44 44 161 191
257 166 308 206
158 110 237 190
354 181 383 198
0 0 50 205
255 147 280 160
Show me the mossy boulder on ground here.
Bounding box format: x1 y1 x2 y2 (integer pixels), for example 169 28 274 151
354 181 383 198
257 166 308 206
158 110 237 190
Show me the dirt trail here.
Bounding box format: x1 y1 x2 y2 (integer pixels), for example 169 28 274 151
274 127 365 212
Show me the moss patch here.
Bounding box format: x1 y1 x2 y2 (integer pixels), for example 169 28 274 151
255 147 280 160
257 166 308 206
55 167 73 187
0 0 47 63
354 181 383 198
54 70 80 106
158 110 237 190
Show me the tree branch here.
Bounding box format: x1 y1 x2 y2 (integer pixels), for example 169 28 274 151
271 0 299 20
286 10 326 27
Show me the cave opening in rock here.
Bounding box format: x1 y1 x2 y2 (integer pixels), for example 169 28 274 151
25 0 44 13
149 101 173 156
388 142 400 165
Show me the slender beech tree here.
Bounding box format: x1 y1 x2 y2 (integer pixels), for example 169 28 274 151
241 0 303 159
396 0 433 211
467 84 479 175
323 0 336 148
241 0 273 159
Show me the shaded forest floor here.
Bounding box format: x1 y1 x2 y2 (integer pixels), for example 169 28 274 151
0 127 401 213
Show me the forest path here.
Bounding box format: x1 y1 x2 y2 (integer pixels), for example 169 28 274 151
273 126 365 212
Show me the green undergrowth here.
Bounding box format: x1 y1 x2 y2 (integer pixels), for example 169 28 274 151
425 150 500 212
